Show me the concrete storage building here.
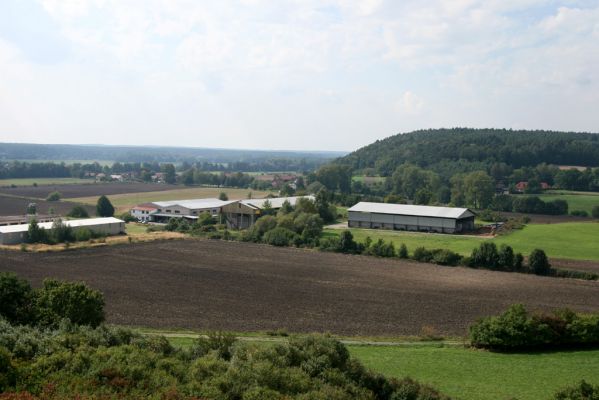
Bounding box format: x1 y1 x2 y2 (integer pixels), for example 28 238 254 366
0 217 125 245
222 196 315 229
347 202 475 234
141 198 235 223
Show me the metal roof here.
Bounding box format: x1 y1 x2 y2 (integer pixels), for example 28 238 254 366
0 217 124 234
347 202 475 219
152 198 235 210
241 195 315 210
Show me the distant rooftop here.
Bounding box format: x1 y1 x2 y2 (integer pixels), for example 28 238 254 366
0 217 124 234
241 195 315 210
152 198 235 209
348 202 474 219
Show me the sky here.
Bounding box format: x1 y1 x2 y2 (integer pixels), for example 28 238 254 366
0 0 598 152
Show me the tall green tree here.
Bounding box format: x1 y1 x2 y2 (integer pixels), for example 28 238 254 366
162 163 176 184
96 195 115 217
463 171 495 209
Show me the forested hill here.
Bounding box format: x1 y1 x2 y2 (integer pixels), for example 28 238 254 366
334 128 599 176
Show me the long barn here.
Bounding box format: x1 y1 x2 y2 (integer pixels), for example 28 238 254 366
347 202 475 234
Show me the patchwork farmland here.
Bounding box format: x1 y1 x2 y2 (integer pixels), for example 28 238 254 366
3 239 598 336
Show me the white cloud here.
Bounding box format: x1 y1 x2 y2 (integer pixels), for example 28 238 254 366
396 91 424 115
0 0 597 150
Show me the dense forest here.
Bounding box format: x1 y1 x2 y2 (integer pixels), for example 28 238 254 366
334 128 599 177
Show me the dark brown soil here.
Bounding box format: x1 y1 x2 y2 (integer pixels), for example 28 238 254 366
2 240 598 336
0 182 175 199
551 258 599 274
0 194 95 217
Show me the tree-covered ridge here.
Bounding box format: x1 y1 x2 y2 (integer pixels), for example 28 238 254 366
335 128 599 176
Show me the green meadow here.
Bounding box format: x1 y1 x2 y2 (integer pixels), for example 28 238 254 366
351 345 599 400
159 332 599 400
324 221 599 261
527 191 599 215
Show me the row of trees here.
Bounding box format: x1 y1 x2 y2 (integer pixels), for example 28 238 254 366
470 304 599 351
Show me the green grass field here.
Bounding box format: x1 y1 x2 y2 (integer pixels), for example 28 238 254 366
517 191 599 215
351 345 599 400
352 175 386 184
324 221 599 261
155 330 599 400
68 187 274 213
0 177 93 186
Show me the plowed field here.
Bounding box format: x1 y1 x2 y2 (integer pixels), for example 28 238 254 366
2 240 598 336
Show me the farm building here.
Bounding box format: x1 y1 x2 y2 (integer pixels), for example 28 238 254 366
347 202 475 234
130 204 159 222
0 217 125 245
139 198 235 223
222 196 315 229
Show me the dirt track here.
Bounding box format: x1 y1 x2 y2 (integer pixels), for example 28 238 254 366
0 182 175 199
2 240 598 336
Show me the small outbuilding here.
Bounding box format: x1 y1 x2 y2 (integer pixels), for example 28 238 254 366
0 217 125 245
347 202 475 234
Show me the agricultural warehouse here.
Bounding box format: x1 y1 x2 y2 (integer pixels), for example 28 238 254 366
0 217 125 245
133 198 235 223
222 196 315 229
347 202 475 234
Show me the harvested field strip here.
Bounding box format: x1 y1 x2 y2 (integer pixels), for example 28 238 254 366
352 345 599 400
0 182 177 199
2 240 598 336
68 187 273 213
326 221 599 261
0 193 95 217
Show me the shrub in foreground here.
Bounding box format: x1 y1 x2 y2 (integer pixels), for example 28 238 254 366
554 380 599 400
470 304 599 351
0 273 105 328
0 318 451 400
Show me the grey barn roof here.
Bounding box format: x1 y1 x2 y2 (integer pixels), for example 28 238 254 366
0 217 124 234
152 198 235 209
240 195 315 210
348 202 475 219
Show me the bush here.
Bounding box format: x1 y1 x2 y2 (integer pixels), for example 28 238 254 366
48 219 74 243
67 206 90 218
412 247 434 263
593 205 599 219
338 230 360 253
432 249 462 266
470 242 499 269
119 212 137 223
74 228 92 242
398 243 408 259
45 191 61 201
365 238 395 257
35 279 105 328
0 273 35 325
571 210 589 217
26 219 48 244
554 381 599 400
529 249 551 275
263 227 298 247
470 304 599 350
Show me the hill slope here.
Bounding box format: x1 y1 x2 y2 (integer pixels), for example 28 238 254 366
334 128 599 176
